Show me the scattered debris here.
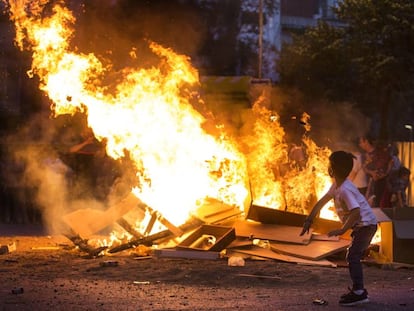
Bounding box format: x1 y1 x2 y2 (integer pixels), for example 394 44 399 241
56 198 408 267
177 224 235 252
312 298 328 306
236 273 281 280
108 216 203 253
64 232 107 257
0 245 9 255
133 281 150 285
99 260 119 267
0 242 16 255
228 256 245 266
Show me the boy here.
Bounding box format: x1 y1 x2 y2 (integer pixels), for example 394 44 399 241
300 151 378 306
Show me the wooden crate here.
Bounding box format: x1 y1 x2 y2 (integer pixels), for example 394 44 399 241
177 224 235 252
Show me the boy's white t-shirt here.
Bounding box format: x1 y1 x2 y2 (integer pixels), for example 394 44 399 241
327 179 377 227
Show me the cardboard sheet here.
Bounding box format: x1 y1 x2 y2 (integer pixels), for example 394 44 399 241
269 238 350 261
233 245 337 267
233 219 312 244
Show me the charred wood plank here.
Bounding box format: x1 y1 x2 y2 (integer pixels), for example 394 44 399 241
144 212 157 235
137 204 183 236
116 217 143 239
62 226 107 257
64 233 107 257
108 217 203 253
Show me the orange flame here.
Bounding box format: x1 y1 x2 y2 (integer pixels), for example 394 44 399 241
3 1 337 236
4 1 249 227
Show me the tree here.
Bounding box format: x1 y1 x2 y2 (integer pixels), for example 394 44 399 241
277 0 414 140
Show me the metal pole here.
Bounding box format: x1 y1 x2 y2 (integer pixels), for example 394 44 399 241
405 124 413 206
409 128 413 207
258 0 263 79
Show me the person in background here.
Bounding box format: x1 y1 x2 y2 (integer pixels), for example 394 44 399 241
300 151 377 306
348 140 368 196
380 143 403 207
387 166 411 208
387 143 401 174
358 135 392 207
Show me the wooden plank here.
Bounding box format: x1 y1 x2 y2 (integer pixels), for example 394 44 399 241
144 206 183 236
177 225 235 252
116 218 143 239
233 219 312 245
226 238 254 249
246 204 341 234
246 204 306 226
62 192 144 237
311 233 339 241
269 239 350 261
192 198 242 224
233 245 337 267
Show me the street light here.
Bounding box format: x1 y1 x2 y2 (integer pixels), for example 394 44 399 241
405 124 413 206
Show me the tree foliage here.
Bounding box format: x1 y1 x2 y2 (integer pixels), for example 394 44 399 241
277 0 414 139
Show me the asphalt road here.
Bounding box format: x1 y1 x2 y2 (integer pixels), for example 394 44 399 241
0 224 413 311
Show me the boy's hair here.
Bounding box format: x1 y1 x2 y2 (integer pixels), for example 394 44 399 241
329 151 355 179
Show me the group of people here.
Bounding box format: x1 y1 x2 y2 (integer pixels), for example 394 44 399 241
349 135 411 208
300 134 411 306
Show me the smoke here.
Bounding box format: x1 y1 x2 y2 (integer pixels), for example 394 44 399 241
1 113 67 232
264 86 371 150
305 100 370 150
2 111 135 235
71 0 206 71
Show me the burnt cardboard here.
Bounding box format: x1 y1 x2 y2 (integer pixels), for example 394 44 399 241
380 207 414 264
177 224 235 252
246 204 341 234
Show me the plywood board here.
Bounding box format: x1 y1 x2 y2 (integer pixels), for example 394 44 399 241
233 219 312 245
269 239 350 261
193 198 242 224
311 233 340 241
246 204 341 234
226 238 254 249
233 245 337 267
62 193 144 237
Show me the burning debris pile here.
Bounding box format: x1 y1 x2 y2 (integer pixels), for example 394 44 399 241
0 1 342 261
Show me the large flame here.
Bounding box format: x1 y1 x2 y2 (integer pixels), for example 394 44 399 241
5 1 249 227
3 1 338 238
242 105 335 218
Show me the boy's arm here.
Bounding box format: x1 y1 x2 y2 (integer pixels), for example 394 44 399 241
300 193 331 236
327 208 360 237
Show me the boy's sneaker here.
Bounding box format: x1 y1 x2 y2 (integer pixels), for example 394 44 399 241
339 288 369 306
340 287 353 299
